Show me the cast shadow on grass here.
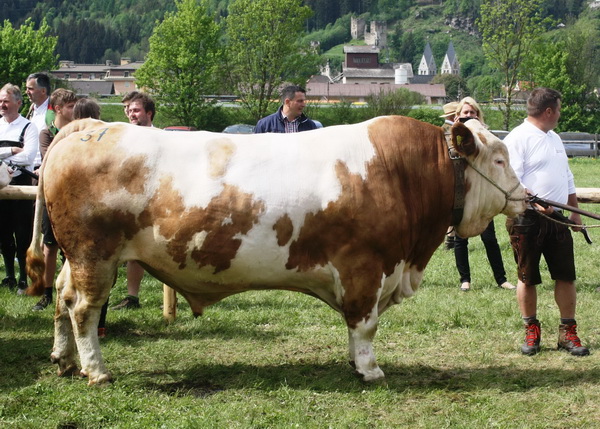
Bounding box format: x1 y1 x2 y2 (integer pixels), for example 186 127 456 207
105 317 287 343
139 360 600 395
0 336 54 390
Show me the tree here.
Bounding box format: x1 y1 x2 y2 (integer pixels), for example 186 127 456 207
431 74 468 101
135 0 224 130
0 18 57 88
522 39 600 133
225 0 320 121
467 75 502 104
478 0 548 129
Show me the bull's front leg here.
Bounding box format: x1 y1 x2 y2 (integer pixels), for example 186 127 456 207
340 257 386 382
346 310 384 382
50 261 79 377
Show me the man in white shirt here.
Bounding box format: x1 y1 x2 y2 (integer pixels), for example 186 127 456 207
504 87 588 357
0 83 38 292
25 72 52 170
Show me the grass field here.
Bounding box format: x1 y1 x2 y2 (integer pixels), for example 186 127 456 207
1 159 600 428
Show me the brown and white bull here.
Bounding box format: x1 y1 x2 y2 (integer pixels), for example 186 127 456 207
27 116 525 384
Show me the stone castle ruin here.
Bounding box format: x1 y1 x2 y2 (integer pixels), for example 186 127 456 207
351 17 387 48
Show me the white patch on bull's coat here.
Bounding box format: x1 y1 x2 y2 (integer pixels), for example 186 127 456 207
117 121 376 211
99 189 148 215
187 230 209 254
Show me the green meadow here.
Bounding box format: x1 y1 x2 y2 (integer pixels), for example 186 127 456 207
1 158 600 428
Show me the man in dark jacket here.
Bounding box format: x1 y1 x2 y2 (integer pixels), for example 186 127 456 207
254 85 317 133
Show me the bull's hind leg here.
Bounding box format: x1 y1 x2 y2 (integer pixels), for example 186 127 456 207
51 261 79 376
55 259 116 385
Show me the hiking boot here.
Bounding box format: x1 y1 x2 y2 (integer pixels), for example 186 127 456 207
521 320 541 355
1 277 17 290
110 296 140 310
32 295 52 311
558 323 590 356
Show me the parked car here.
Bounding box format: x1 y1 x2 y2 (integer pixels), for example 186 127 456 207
222 124 255 134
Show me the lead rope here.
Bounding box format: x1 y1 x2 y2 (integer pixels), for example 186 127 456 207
463 158 526 213
533 208 600 229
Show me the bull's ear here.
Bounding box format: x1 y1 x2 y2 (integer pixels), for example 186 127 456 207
451 122 477 157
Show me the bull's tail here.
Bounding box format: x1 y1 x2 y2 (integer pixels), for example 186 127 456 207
26 118 106 296
25 168 46 296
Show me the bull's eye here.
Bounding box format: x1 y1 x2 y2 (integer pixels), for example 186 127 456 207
495 159 505 167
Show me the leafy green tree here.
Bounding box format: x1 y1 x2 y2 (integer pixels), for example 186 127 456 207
431 74 468 101
135 0 224 130
466 74 502 104
522 39 600 133
0 18 57 88
478 0 548 129
225 0 320 122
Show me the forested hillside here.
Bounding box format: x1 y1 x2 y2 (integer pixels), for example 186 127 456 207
1 0 592 65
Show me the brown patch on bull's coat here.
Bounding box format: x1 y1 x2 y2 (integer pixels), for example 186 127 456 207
140 178 265 272
44 125 143 264
207 139 235 178
286 116 455 327
118 155 150 195
273 214 293 246
477 132 488 145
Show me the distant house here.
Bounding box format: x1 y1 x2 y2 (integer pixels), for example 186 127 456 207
341 46 414 85
305 81 446 104
308 44 445 104
104 59 144 95
50 58 144 96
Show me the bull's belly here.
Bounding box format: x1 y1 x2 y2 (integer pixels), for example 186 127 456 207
122 237 421 313
123 240 340 305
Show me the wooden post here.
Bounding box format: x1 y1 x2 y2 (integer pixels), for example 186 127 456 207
163 284 177 323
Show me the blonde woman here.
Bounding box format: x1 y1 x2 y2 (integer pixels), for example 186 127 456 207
452 97 515 292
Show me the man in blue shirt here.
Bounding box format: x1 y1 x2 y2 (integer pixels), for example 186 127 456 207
254 85 317 133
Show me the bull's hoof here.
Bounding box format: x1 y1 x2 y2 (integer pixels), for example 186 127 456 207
354 367 386 383
57 364 80 377
51 352 80 377
87 372 113 386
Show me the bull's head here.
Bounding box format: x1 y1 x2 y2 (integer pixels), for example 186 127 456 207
451 120 526 238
